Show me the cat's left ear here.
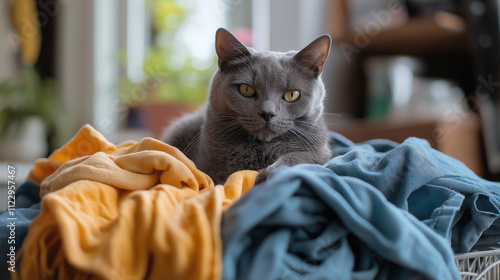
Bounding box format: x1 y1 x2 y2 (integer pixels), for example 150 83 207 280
215 28 251 71
294 35 331 76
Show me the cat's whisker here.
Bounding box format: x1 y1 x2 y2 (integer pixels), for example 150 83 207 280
290 127 315 153
295 119 337 132
295 120 320 128
183 119 242 155
294 120 326 132
324 122 341 128
294 126 323 146
323 112 344 117
206 121 243 142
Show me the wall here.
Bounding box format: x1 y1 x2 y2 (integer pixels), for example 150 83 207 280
267 0 345 115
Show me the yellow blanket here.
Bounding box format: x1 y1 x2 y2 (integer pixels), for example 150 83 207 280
15 125 257 280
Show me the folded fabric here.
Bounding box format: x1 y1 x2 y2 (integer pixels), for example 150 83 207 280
327 132 500 253
222 165 460 280
14 125 257 280
27 124 121 185
0 181 41 280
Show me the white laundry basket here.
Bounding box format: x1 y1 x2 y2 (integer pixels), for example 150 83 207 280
455 247 500 280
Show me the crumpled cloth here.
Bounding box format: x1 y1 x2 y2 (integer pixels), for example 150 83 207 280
14 124 257 280
8 126 500 280
222 131 500 279
328 132 500 252
222 165 460 280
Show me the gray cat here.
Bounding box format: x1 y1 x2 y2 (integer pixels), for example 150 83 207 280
162 28 332 184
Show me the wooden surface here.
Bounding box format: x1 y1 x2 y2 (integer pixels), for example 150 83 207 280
334 15 470 55
330 0 470 55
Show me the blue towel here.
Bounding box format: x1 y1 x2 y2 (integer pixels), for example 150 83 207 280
328 132 500 252
222 165 460 280
0 181 41 280
222 132 500 279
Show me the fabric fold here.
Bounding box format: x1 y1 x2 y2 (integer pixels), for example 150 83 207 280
222 165 460 280
329 132 500 253
15 125 257 280
8 126 500 280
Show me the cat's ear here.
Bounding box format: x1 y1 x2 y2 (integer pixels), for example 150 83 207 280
294 35 331 76
215 28 251 71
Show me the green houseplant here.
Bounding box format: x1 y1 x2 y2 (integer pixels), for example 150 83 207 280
120 0 217 138
0 66 69 161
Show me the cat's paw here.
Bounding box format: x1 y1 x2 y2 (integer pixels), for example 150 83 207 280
254 164 279 185
254 168 270 185
254 171 267 185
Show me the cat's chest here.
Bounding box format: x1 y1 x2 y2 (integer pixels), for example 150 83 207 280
205 136 287 170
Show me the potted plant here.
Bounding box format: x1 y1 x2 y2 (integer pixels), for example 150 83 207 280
0 66 69 161
119 0 216 138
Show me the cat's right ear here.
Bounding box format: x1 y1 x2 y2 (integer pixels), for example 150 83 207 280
215 28 251 71
294 35 331 76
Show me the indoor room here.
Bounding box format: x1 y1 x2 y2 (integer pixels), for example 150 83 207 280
1 0 500 279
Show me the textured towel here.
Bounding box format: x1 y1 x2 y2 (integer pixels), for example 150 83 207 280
222 165 460 280
15 125 257 280
222 132 500 279
328 132 500 252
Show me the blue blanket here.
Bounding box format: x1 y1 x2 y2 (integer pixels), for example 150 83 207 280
221 133 500 280
329 133 500 252
0 181 40 280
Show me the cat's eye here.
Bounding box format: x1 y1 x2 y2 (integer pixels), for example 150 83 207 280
283 90 301 102
239 84 256 97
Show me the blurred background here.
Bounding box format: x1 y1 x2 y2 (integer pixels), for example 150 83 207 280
2 0 500 184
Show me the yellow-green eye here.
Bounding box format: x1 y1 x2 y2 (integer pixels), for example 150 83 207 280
239 84 255 97
283 90 301 102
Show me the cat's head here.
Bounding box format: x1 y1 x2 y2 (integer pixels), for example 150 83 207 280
209 28 330 142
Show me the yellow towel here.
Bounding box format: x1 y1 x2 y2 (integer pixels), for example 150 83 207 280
16 125 257 280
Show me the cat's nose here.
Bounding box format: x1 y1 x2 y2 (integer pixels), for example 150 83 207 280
258 111 276 122
258 101 277 122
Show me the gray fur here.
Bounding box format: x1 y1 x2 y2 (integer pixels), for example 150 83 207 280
162 28 332 184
